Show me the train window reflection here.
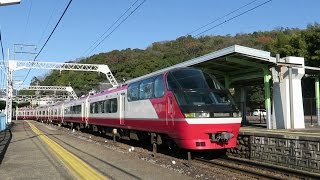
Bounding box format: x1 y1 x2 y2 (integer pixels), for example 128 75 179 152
139 78 154 99
154 76 164 98
128 82 139 101
204 73 222 90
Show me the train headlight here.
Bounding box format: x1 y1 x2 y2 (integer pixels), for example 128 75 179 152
198 112 210 118
232 111 241 117
184 113 195 118
184 112 210 118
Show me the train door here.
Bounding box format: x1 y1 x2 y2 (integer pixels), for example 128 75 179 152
54 109 57 120
85 97 89 125
119 93 125 125
61 104 65 122
35 109 38 120
48 108 51 121
166 94 174 126
81 102 85 122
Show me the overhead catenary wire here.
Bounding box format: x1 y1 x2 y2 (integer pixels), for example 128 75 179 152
37 0 62 45
188 0 259 36
82 0 140 57
22 0 33 43
20 0 73 86
33 0 73 61
85 0 147 56
194 0 272 37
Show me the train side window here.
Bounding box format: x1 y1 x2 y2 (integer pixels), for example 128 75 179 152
103 100 109 113
90 103 95 114
97 102 102 113
128 82 139 101
110 98 118 113
100 101 105 113
154 76 164 98
72 105 81 114
94 102 99 113
139 78 154 100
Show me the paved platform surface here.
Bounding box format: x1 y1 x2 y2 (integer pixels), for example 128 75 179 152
240 125 320 140
0 121 192 180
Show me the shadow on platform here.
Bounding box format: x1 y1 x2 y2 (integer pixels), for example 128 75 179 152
0 123 12 164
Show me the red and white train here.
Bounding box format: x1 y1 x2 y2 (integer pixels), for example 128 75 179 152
16 67 241 150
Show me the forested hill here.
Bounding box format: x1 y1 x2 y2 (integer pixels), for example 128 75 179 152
31 23 320 95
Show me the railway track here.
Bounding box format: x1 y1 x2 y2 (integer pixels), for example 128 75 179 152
194 156 320 179
49 122 320 179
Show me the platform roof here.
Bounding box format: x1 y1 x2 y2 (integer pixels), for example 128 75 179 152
126 45 277 87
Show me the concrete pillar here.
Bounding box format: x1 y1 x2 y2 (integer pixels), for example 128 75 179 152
263 68 272 129
272 66 282 129
316 77 320 125
272 57 305 129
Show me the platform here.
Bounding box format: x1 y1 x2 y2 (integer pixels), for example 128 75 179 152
240 125 320 140
229 125 320 174
0 121 192 180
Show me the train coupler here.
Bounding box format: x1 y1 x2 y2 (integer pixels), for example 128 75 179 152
210 132 234 143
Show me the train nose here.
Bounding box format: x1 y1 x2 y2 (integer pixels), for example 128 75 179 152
210 132 234 143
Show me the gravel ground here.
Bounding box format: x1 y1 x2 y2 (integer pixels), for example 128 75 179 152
37 121 258 180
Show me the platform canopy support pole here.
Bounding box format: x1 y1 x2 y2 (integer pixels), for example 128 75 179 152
240 87 248 125
316 76 320 126
226 57 271 127
263 68 272 129
224 75 230 90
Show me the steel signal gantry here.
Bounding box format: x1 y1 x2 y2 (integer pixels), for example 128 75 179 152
13 95 70 103
6 60 118 124
19 85 78 99
10 60 118 87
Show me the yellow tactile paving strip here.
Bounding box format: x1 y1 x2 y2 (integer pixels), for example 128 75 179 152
27 121 107 180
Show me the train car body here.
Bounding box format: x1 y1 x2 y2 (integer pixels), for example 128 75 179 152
17 67 241 150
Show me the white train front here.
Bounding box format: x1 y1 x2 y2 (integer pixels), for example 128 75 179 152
16 67 242 150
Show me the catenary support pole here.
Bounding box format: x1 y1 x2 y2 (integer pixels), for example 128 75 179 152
6 60 13 124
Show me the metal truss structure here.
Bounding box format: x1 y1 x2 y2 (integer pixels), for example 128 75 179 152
20 85 78 99
13 95 70 103
9 60 118 87
6 60 119 124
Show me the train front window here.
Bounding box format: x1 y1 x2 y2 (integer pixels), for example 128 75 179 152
167 68 232 106
167 69 208 90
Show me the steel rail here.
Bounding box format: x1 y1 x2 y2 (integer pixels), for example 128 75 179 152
194 157 288 180
225 156 320 179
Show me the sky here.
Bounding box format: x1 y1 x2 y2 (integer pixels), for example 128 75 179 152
0 0 319 88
